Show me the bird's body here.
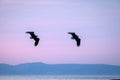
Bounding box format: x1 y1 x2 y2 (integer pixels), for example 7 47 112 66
68 32 81 47
26 31 40 46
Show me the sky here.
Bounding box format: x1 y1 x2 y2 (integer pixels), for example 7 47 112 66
0 0 120 65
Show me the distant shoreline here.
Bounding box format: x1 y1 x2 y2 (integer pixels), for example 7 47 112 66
0 62 120 75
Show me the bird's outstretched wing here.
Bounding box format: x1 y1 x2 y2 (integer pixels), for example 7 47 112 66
34 37 39 46
26 32 37 38
26 31 40 46
76 38 80 46
68 32 81 47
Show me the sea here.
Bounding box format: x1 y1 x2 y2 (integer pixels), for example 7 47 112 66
0 75 120 80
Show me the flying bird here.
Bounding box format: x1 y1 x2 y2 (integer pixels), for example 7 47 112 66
26 31 40 46
68 32 81 47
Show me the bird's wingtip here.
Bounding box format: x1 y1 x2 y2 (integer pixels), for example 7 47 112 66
68 32 75 34
68 32 71 34
26 31 30 33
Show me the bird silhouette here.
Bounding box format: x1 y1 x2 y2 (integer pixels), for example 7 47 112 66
68 32 81 47
26 31 40 46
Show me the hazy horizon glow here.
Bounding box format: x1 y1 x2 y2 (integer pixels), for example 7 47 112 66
0 0 120 65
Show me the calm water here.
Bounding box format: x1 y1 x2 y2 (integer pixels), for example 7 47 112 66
0 75 120 80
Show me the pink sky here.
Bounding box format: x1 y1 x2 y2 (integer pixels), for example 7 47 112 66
0 0 120 65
